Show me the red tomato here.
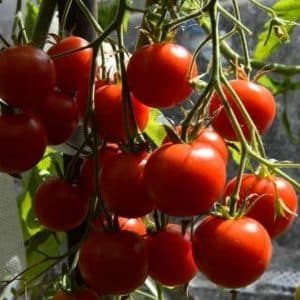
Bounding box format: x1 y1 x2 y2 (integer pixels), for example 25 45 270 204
94 84 149 141
0 46 56 109
146 225 197 286
192 216 272 288
34 177 89 231
78 143 120 196
100 151 154 218
127 43 198 108
209 80 276 140
34 89 79 145
0 113 47 173
144 143 226 216
48 36 93 93
224 174 298 238
92 215 147 236
53 288 100 300
163 126 228 163
78 230 148 295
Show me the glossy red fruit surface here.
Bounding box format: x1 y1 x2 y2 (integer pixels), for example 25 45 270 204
224 174 298 238
34 89 79 145
34 178 89 231
0 113 47 173
144 143 226 216
0 45 56 109
127 43 198 108
79 230 148 295
192 216 272 288
146 225 197 286
209 80 276 140
100 151 154 218
94 84 149 141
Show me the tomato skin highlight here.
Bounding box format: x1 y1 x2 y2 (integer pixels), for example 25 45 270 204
34 178 89 231
100 151 154 218
0 113 47 173
192 216 272 289
224 174 298 238
144 143 226 216
146 225 197 286
0 46 56 109
34 89 79 145
53 288 100 300
209 80 276 140
78 230 148 296
127 43 198 108
94 84 149 141
48 36 93 93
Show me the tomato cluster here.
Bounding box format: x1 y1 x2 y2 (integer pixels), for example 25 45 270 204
0 36 297 299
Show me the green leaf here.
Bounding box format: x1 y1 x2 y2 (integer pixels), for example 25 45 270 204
24 0 39 40
24 233 65 282
253 0 300 60
98 0 118 29
257 75 280 95
144 109 167 146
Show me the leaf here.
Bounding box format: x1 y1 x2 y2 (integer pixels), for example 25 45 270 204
98 0 118 29
144 109 167 146
24 233 65 283
253 0 300 60
257 75 280 95
24 0 39 40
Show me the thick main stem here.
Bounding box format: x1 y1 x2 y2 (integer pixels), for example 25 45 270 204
31 0 57 47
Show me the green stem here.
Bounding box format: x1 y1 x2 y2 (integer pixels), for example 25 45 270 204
117 25 140 146
59 0 73 36
0 34 10 47
31 0 57 48
74 0 103 35
217 4 252 35
156 281 163 300
201 21 300 75
231 0 252 76
249 0 276 18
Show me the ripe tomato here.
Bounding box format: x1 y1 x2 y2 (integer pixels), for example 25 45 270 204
78 143 120 196
146 225 197 286
34 177 89 231
48 36 93 93
100 151 154 218
224 174 298 238
127 43 198 108
94 84 149 141
53 288 100 300
192 216 272 288
92 215 147 236
79 230 148 295
209 80 276 140
34 89 79 145
0 113 47 173
144 143 226 216
163 126 228 164
0 45 56 109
